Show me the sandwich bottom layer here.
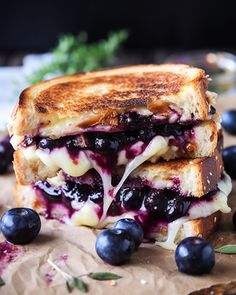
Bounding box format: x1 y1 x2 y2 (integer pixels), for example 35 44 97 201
15 173 232 250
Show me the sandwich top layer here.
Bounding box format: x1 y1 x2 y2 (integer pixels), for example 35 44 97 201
9 64 216 138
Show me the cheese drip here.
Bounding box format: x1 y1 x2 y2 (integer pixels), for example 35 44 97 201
25 136 169 221
86 136 168 220
155 173 232 250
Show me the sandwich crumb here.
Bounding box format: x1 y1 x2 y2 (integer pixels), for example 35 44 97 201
140 279 147 285
210 291 215 295
109 280 117 286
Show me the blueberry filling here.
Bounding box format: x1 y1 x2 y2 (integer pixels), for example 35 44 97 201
22 122 195 161
35 178 103 203
118 112 154 129
34 177 217 228
108 187 195 222
118 188 144 211
209 106 216 115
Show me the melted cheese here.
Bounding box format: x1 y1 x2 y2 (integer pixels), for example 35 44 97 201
37 148 92 177
94 136 168 220
155 218 187 250
155 173 232 250
114 136 168 195
34 171 231 251
25 135 169 221
71 202 100 227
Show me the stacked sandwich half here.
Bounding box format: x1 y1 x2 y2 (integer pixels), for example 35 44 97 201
9 64 232 249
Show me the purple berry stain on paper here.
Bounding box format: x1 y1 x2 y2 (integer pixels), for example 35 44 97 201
0 241 22 274
45 254 69 284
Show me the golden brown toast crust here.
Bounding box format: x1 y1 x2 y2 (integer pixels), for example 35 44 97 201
133 150 223 197
157 211 221 240
187 211 221 239
9 64 210 137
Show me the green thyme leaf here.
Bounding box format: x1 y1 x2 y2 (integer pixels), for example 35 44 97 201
215 244 236 254
0 277 5 287
27 30 128 84
73 277 88 293
66 280 73 293
88 272 122 281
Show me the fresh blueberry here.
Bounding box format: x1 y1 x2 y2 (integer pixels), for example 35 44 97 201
112 218 144 249
223 146 236 179
0 135 14 174
222 110 236 135
175 237 215 275
0 208 41 244
95 228 135 265
118 188 143 211
233 211 236 229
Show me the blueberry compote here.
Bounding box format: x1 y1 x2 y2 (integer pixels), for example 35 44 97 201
34 173 104 219
34 170 216 234
22 111 196 162
108 187 193 223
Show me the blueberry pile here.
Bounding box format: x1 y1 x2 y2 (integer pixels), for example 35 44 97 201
95 218 143 265
0 135 14 174
175 237 215 275
0 208 41 244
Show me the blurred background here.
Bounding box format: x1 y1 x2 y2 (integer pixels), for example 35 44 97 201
1 0 236 54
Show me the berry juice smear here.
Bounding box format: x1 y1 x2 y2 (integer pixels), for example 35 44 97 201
0 241 22 274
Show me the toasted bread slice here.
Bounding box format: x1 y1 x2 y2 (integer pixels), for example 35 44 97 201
149 211 221 244
131 152 223 197
9 64 215 138
15 150 223 198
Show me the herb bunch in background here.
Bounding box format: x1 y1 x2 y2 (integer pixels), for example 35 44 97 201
27 30 128 84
